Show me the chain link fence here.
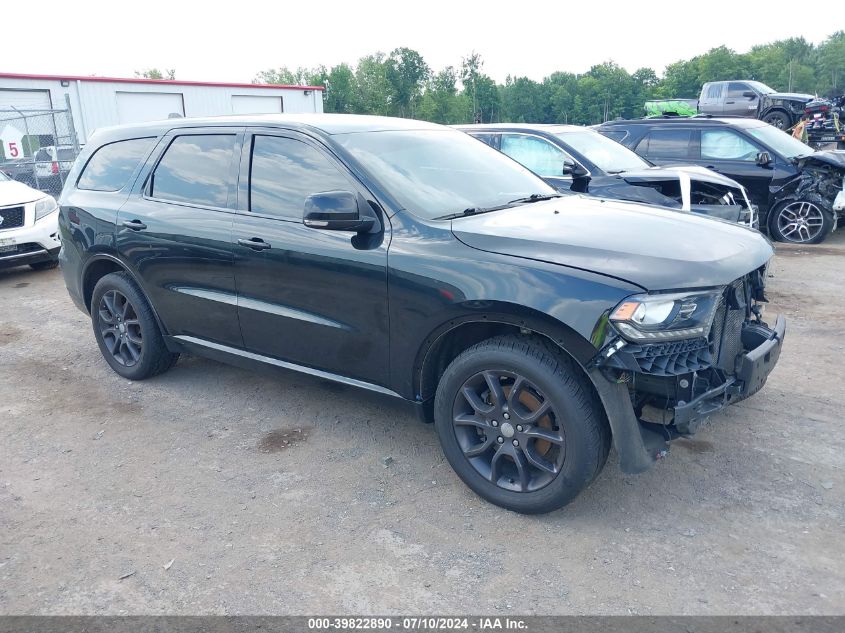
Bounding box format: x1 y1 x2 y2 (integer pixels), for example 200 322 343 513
0 107 80 196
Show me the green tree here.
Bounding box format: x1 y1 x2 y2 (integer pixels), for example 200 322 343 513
385 48 430 117
135 68 175 80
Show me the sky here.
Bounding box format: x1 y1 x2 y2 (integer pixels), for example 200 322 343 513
5 1 842 84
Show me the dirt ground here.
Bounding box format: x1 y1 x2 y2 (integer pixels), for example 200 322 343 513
1 233 843 615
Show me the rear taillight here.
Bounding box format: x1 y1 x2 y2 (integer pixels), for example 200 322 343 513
51 161 59 174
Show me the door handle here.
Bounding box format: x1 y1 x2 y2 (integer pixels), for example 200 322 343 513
121 219 147 231
238 237 271 251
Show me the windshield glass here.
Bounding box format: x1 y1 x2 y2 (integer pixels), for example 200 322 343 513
334 129 555 219
555 128 649 173
0 171 9 182
747 124 814 159
747 81 776 94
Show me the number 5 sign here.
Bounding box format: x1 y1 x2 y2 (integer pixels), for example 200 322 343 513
1 125 25 160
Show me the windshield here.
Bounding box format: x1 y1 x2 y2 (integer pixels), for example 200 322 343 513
334 129 555 220
747 124 814 159
555 128 649 173
0 171 9 182
747 81 776 94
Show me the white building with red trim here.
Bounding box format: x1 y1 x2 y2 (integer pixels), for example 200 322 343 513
0 72 325 144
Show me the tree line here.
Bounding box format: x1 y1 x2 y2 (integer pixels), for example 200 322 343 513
253 31 845 126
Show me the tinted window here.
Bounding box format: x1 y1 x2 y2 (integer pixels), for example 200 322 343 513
335 129 555 220
151 134 236 207
249 136 351 220
35 149 51 161
701 130 759 161
636 129 692 159
600 130 628 143
500 134 571 178
78 137 156 192
727 82 752 98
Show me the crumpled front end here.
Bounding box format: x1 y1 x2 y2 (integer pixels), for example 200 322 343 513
615 166 756 227
592 264 784 440
773 152 845 225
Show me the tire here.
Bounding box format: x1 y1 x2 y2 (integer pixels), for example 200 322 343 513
762 110 791 130
433 335 610 514
29 259 59 271
90 272 178 380
768 196 834 244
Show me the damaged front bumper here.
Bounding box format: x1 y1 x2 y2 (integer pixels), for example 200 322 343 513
672 314 785 434
588 272 785 473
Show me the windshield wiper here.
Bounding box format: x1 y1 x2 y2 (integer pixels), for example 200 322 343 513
434 193 564 221
507 193 563 205
433 206 508 221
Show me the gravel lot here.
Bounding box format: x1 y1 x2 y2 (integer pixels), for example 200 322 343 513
1 233 843 615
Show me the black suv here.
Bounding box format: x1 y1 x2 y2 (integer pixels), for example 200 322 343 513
59 115 784 514
597 117 845 244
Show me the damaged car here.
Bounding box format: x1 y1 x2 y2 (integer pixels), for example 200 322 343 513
457 124 756 227
597 116 845 244
60 114 784 514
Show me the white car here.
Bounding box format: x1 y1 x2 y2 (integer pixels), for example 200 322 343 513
0 170 61 271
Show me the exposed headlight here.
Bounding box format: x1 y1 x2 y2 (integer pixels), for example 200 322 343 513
35 196 59 221
610 289 722 342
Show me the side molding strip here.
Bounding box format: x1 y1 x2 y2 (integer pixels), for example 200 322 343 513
174 335 403 399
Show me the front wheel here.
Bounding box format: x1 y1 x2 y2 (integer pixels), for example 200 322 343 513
763 111 791 129
91 272 179 380
768 197 834 244
434 336 610 514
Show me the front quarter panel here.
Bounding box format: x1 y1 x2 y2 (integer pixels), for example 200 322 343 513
386 213 640 399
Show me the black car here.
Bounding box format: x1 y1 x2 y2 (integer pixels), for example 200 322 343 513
456 124 755 226
597 117 845 244
59 115 784 514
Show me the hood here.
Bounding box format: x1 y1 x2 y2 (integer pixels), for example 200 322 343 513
768 92 814 102
0 180 44 207
451 195 773 291
799 150 845 170
645 164 743 188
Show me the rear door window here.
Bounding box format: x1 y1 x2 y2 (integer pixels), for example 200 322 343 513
635 129 693 159
150 134 237 207
78 137 156 192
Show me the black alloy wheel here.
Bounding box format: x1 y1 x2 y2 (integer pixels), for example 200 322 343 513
97 289 143 367
452 370 565 492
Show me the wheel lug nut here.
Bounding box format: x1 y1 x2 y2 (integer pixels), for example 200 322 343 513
503 412 510 420
497 437 504 444
491 420 498 427
512 439 519 447
516 425 523 432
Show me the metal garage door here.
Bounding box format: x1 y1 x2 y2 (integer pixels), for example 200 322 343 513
231 95 284 115
0 89 52 110
115 92 185 124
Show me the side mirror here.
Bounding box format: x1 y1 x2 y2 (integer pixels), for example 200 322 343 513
755 151 772 167
562 159 589 178
743 91 758 99
303 190 377 233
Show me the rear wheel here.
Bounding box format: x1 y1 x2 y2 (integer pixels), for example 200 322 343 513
434 336 610 514
91 272 178 380
769 197 833 244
